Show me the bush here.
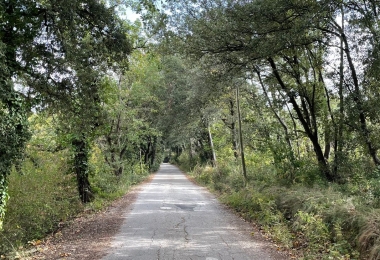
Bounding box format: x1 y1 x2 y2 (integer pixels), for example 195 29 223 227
174 153 193 172
88 146 150 210
221 188 293 248
192 164 213 185
199 169 363 259
0 142 152 255
0 148 82 254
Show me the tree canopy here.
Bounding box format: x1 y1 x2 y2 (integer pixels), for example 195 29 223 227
3 0 380 258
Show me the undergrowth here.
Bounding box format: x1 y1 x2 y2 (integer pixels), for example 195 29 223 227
0 144 150 257
0 148 82 255
183 158 380 260
88 146 150 211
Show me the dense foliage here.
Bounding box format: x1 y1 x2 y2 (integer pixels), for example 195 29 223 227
150 0 380 258
3 0 380 259
0 0 163 255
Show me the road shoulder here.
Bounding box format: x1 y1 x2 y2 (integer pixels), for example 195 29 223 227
27 175 154 260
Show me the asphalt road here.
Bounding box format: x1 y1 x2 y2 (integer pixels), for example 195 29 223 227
102 163 285 260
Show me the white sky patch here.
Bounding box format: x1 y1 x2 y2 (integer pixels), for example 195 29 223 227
121 7 140 22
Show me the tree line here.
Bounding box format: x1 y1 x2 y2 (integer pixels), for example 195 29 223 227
3 0 380 257
154 0 380 183
145 1 380 257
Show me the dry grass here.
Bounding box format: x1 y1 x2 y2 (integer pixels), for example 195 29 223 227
359 210 380 259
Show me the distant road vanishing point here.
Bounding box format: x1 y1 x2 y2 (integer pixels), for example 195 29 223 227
102 163 285 260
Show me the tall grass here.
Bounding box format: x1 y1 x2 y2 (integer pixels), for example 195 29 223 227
183 155 380 259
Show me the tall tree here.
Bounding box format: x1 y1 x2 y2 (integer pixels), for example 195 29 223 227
0 0 131 210
158 0 358 180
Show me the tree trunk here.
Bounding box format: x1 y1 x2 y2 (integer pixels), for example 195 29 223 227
228 99 239 159
268 57 334 181
150 136 157 167
236 85 248 184
143 139 151 165
334 5 345 175
310 134 332 181
199 129 213 164
207 124 217 167
72 136 94 203
139 149 143 174
340 30 380 165
255 69 295 159
0 174 8 231
0 3 30 230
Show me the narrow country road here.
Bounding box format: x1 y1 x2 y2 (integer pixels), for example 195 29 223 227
102 164 285 260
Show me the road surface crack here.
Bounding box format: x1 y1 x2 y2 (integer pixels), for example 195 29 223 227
151 228 157 242
220 234 231 249
175 217 186 228
174 217 190 243
184 225 190 242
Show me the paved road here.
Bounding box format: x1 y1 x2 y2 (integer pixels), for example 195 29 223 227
103 164 284 260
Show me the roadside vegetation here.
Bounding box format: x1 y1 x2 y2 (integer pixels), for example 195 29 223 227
1 155 150 257
175 154 375 259
0 1 164 255
3 0 380 259
0 105 153 256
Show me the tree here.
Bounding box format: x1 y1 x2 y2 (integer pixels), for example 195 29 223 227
0 0 40 230
0 0 131 210
100 49 167 175
159 0 380 181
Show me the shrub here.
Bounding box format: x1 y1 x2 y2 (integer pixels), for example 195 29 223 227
215 178 362 258
0 148 82 254
88 146 150 209
0 142 151 255
293 211 330 255
221 188 293 248
192 164 213 185
172 151 380 259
